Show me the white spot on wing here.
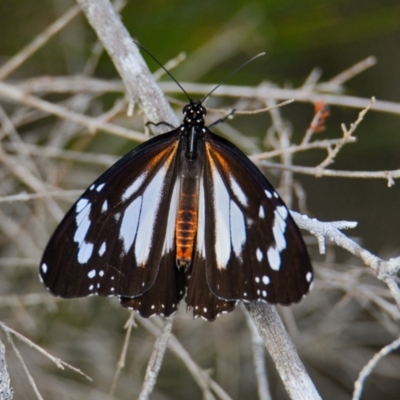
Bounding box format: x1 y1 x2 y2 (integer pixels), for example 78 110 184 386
230 200 246 258
266 206 289 271
41 263 48 274
259 206 265 218
255 277 260 283
256 248 263 262
99 242 106 256
267 246 280 271
135 167 167 265
96 183 105 192
120 196 142 254
273 191 279 198
273 206 288 252
122 173 146 200
101 200 108 212
76 198 89 212
99 270 104 277
265 190 272 199
262 275 270 285
88 269 96 279
74 200 91 246
229 175 248 206
306 272 313 282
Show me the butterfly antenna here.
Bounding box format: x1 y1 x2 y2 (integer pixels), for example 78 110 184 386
201 52 266 104
133 40 192 102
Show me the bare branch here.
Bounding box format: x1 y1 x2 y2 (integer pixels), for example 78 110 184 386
138 317 231 400
0 81 146 142
243 307 272 400
76 0 179 132
255 160 400 187
245 303 322 400
318 97 375 169
0 341 13 400
160 81 400 116
292 212 400 309
138 316 174 400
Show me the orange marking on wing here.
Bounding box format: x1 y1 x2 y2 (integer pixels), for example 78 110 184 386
146 141 179 170
205 142 231 176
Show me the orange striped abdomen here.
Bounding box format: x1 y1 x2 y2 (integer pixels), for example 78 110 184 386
175 190 198 268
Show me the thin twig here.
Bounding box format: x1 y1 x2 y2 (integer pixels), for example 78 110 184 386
137 316 175 400
0 81 146 142
255 160 400 187
108 312 136 399
160 81 400 116
0 322 91 381
138 317 230 400
318 97 375 169
0 190 83 203
0 6 81 80
352 336 400 400
4 329 44 400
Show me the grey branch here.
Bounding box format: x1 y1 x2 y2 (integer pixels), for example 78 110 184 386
76 0 179 132
0 340 13 400
245 302 322 400
137 316 174 400
292 212 400 310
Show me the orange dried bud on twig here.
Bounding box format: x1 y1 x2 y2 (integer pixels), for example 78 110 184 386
310 100 331 133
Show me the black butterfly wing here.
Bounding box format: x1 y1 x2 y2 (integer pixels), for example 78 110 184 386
119 249 186 317
185 252 236 321
186 130 312 317
40 130 182 302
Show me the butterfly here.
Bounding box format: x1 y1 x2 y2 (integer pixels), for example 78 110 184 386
39 52 313 321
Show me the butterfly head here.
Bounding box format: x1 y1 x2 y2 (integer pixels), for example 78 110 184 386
182 101 206 128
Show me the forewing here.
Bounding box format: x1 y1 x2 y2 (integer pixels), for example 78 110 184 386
199 131 313 305
40 130 181 300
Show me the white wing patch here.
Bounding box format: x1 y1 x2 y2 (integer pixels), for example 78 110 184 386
229 175 248 206
196 176 206 257
134 167 167 265
74 199 94 264
230 200 246 258
121 173 146 201
119 196 142 253
212 168 231 268
267 205 288 271
162 177 180 253
210 165 247 268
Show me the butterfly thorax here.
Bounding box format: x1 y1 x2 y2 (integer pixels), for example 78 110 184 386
181 101 207 163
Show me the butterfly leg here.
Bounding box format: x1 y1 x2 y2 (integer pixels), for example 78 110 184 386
208 109 236 128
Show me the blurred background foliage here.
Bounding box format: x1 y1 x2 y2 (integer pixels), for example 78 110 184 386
0 0 399 399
